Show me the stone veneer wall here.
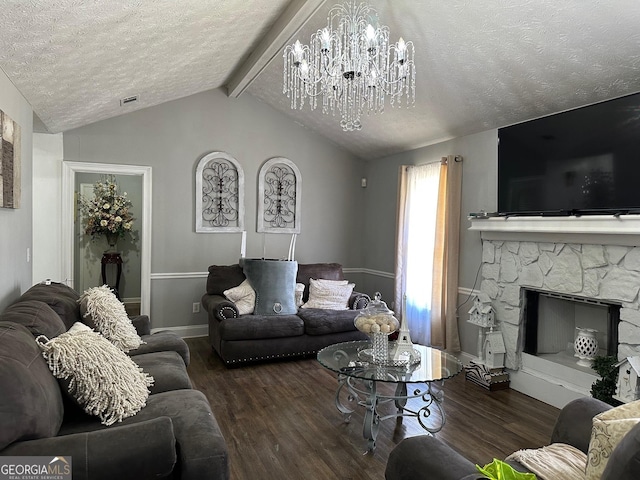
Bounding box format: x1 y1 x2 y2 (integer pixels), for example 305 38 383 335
481 240 640 369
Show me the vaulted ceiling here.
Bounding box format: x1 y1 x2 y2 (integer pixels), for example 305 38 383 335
1 0 639 159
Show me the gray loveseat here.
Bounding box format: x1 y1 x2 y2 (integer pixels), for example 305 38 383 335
385 397 640 480
202 262 370 366
0 282 229 480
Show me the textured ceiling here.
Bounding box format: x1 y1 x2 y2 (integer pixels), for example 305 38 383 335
0 0 291 133
1 1 640 159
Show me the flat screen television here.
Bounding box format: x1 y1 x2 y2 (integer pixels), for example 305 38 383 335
498 92 640 216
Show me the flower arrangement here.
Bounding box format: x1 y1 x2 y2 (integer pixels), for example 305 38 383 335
79 176 135 243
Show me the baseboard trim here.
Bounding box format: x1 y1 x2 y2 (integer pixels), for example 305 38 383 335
151 324 208 338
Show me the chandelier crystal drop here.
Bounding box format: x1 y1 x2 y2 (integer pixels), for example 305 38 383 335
283 1 416 132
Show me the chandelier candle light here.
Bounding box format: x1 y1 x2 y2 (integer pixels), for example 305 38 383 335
283 1 415 131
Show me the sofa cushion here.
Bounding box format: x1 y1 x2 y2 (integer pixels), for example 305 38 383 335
297 308 360 336
586 399 640 479
242 259 298 315
18 282 82 329
130 331 191 367
118 390 229 480
206 264 246 296
0 300 66 339
36 322 154 426
296 263 344 301
223 279 256 315
132 351 192 394
219 315 304 341
0 321 64 450
301 278 354 310
79 285 143 352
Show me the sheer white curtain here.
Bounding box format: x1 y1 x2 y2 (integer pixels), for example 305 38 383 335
394 162 441 345
394 156 463 350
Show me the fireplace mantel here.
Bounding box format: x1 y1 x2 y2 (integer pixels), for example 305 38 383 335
469 215 640 246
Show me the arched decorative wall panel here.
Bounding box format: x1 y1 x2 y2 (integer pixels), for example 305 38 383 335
257 157 301 234
196 151 244 233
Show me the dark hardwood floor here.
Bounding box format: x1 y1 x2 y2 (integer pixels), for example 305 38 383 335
186 337 560 480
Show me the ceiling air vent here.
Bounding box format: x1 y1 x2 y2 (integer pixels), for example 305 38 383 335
120 95 138 106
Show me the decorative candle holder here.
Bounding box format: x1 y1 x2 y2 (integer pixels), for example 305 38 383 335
574 327 599 367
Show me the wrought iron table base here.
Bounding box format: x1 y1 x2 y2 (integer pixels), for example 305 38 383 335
335 373 446 452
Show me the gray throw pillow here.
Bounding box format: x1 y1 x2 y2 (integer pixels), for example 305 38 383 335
242 259 298 315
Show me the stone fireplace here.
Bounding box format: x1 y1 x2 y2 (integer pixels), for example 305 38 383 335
469 216 640 405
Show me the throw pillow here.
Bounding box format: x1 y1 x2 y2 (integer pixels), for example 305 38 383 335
79 285 143 352
0 322 64 451
242 259 298 315
294 283 305 308
36 322 154 426
585 399 640 480
224 279 256 315
301 278 354 310
476 459 536 480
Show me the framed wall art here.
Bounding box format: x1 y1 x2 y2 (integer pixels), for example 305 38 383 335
257 157 301 234
0 110 21 209
195 151 244 233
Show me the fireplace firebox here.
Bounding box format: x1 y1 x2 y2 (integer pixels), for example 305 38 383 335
522 288 620 368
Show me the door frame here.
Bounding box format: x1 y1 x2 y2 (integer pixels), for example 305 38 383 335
61 161 152 315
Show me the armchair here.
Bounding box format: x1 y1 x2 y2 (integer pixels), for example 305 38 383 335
385 397 640 480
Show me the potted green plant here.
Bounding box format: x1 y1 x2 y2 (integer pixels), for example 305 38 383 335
590 355 621 406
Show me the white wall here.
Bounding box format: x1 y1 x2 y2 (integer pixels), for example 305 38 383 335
0 69 33 311
61 88 366 330
32 133 63 284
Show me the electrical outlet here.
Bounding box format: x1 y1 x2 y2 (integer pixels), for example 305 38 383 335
192 303 200 314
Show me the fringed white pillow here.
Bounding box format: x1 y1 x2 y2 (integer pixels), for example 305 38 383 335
79 285 143 351
223 279 256 315
36 322 154 426
301 278 354 310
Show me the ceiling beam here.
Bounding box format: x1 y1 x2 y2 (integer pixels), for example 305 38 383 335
226 0 325 98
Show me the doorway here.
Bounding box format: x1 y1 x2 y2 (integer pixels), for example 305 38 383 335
62 162 152 315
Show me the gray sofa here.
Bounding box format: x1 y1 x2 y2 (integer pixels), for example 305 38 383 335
0 282 229 480
385 397 640 480
202 262 370 366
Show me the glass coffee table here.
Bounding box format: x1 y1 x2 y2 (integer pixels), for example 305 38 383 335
317 340 463 451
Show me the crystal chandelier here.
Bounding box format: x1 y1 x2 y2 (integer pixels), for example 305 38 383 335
283 1 415 132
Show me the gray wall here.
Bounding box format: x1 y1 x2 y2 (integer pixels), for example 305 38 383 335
0 68 33 311
361 129 498 354
63 88 366 329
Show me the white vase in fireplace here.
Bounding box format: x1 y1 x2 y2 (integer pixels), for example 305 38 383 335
574 327 599 367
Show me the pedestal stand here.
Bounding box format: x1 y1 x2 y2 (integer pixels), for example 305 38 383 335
101 252 122 299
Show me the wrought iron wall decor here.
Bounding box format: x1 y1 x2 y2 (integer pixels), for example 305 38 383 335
196 151 244 233
257 157 301 234
1 109 21 209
